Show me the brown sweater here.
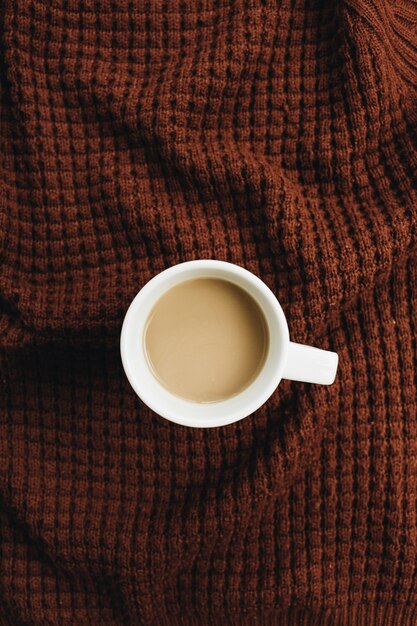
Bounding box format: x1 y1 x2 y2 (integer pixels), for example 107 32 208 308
1 0 417 624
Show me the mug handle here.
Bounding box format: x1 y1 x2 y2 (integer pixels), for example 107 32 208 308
282 342 339 385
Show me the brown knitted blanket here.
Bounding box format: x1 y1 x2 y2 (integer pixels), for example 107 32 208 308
1 1 417 624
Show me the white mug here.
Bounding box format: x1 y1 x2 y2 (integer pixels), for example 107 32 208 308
120 260 338 428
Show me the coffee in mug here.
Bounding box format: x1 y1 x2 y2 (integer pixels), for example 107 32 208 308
143 278 269 403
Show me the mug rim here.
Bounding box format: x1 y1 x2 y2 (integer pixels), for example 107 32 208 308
120 260 290 427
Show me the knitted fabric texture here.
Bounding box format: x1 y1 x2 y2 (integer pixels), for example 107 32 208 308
1 0 417 624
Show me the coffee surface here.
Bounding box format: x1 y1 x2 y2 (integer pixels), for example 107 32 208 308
144 278 268 402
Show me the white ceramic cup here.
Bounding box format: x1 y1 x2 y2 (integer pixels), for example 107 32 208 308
120 260 338 428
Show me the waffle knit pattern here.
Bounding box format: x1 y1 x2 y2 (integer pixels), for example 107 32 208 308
1 0 417 624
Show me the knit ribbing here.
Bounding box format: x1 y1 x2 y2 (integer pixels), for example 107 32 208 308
1 0 417 623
